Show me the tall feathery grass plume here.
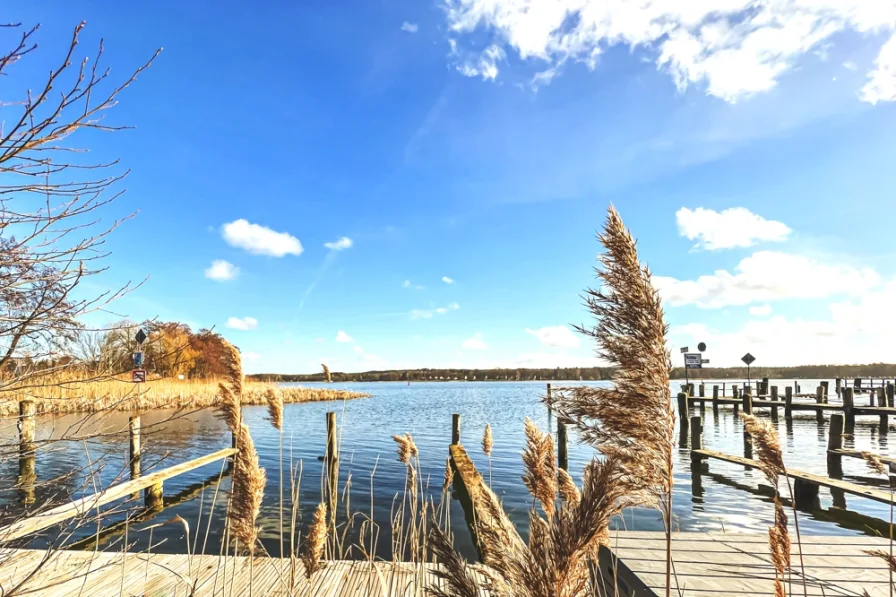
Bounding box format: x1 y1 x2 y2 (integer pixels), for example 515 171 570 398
547 206 674 594
521 417 557 521
742 414 801 597
321 363 332 383
482 423 493 486
302 502 328 579
266 387 283 431
217 341 266 555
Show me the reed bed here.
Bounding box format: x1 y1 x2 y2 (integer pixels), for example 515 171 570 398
0 378 368 416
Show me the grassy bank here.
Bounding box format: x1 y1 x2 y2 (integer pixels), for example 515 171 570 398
0 378 368 416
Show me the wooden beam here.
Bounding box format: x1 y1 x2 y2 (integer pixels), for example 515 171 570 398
0 447 236 543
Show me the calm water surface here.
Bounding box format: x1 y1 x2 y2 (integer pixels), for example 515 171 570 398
1 379 893 560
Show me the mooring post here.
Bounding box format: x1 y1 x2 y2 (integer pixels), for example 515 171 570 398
742 386 753 415
722 382 726 397
546 383 552 415
699 383 705 398
835 377 842 398
888 382 895 408
842 387 855 432
557 418 569 471
879 389 889 434
690 415 703 462
761 378 769 399
827 413 844 478
870 386 877 407
732 386 740 415
677 393 690 446
711 385 720 416
793 478 819 509
129 416 141 501
325 411 340 528
821 381 829 403
785 386 793 421
18 400 36 505
815 386 825 423
770 386 779 422
451 413 461 445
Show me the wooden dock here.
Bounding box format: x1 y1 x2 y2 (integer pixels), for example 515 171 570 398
2 531 893 596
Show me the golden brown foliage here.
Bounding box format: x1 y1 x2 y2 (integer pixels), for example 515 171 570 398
265 386 283 431
861 451 888 476
302 502 328 578
521 417 557 520
742 414 785 487
482 424 493 457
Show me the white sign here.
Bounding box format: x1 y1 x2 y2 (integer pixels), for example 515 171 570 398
684 353 702 369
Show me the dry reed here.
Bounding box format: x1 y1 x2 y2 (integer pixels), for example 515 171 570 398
862 451 888 476
521 417 557 520
322 363 332 383
548 206 673 594
302 502 328 579
482 424 493 457
265 387 283 431
0 377 368 416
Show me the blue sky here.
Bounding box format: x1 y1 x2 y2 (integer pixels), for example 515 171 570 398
7 1 896 373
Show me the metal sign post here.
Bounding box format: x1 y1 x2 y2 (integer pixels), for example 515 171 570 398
133 328 148 384
680 347 689 385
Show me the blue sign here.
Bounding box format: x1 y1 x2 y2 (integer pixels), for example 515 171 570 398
134 352 144 367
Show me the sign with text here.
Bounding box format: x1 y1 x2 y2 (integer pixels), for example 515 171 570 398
684 353 702 369
132 369 147 383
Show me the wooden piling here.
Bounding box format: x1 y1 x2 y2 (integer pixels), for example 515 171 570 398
836 377 842 398
677 393 689 437
815 386 825 423
888 382 895 408
452 413 461 445
129 416 141 501
18 400 36 505
785 386 793 421
712 385 720 416
742 386 753 415
557 418 569 471
842 388 855 432
879 389 889 434
733 386 740 415
770 386 779 422
325 411 340 528
699 383 705 398
827 413 844 478
793 478 819 509
690 415 702 466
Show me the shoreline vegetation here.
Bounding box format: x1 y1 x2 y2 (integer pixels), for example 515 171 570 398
250 363 896 384
0 378 368 417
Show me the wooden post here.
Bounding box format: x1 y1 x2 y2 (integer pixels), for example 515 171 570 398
888 382 895 408
742 386 753 415
722 382 726 397
18 400 36 505
690 415 703 463
699 383 705 398
870 386 877 407
325 411 340 529
827 413 844 478
712 385 719 416
793 478 819 509
815 386 825 423
842 387 855 432
785 386 793 421
761 377 769 398
879 389 889 434
732 386 740 415
820 381 829 402
129 416 141 501
770 386 779 422
836 377 842 398
452 413 461 445
557 419 569 471
677 393 690 437
142 410 162 509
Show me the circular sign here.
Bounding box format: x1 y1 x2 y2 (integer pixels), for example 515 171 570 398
697 342 707 352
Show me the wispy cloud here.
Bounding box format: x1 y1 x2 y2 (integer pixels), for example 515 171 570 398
525 325 580 348
227 316 258 331
410 302 460 319
441 276 455 284
222 219 302 257
335 330 355 343
403 279 425 290
324 236 353 251
205 260 239 281
401 21 418 33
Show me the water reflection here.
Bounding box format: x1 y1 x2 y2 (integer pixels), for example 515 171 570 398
0 379 894 560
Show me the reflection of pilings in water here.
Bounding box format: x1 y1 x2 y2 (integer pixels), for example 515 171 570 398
17 400 36 506
695 467 891 536
68 467 232 551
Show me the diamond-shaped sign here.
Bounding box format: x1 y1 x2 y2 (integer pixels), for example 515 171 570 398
135 329 147 344
741 352 756 366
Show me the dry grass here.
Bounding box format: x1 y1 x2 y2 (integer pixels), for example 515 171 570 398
302 502 328 579
0 377 368 416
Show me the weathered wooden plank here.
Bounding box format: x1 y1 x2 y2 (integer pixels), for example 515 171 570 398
694 448 896 504
0 448 236 543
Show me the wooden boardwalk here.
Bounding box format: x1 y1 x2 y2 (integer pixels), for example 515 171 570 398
2 532 893 596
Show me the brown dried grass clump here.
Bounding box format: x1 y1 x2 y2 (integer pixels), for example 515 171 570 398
302 502 328 579
546 206 673 592
321 363 332 383
521 417 557 520
861 451 888 476
482 424 493 457
265 386 283 431
393 433 418 465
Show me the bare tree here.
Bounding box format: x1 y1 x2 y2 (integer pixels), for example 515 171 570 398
0 22 159 394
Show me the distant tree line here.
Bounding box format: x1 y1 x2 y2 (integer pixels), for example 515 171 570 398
251 362 896 384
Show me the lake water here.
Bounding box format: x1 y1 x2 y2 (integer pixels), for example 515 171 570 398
1 379 893 561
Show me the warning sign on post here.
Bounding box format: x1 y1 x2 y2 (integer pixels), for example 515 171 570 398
132 369 147 383
684 353 702 369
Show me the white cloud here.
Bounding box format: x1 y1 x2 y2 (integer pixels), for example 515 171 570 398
204 260 239 281
222 219 303 257
676 207 791 251
445 0 896 102
403 280 411 288
461 332 487 350
324 236 353 251
335 330 354 343
861 32 896 104
525 325 580 348
457 44 505 81
227 316 258 331
749 304 773 317
401 21 418 33
410 302 460 319
442 276 455 284
654 250 881 308
843 60 858 71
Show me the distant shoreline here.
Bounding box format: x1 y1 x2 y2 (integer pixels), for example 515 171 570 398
252 363 896 384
